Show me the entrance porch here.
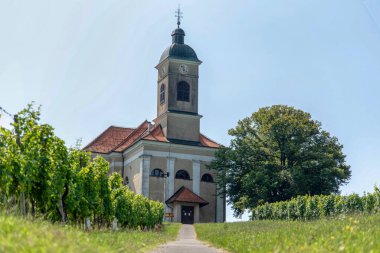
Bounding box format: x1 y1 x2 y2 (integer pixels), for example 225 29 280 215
165 186 208 224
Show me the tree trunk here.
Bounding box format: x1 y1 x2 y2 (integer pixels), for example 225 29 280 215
60 184 69 223
58 199 65 223
31 198 35 217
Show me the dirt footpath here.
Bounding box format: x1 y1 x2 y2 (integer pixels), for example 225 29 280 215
150 224 227 253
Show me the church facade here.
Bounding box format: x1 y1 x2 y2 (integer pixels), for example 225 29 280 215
84 20 225 223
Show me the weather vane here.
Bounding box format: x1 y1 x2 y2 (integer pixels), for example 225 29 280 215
175 6 183 28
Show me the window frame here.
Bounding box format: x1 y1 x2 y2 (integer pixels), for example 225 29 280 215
201 173 214 183
177 81 190 102
175 169 191 180
160 84 165 104
151 168 164 177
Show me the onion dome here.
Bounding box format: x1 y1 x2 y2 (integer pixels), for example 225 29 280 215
159 12 200 63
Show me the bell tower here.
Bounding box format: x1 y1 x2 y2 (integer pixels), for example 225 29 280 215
155 9 202 142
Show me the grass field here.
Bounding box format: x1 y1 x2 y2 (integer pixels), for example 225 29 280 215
0 214 180 253
195 214 380 253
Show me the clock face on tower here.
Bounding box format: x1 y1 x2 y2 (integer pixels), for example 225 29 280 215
179 64 189 74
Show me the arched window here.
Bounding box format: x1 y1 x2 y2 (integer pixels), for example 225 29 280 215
124 176 129 185
175 170 190 180
160 84 165 104
151 168 164 177
201 174 213 183
177 81 190 102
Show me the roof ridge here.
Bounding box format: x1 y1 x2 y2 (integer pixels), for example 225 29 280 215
125 125 151 149
166 186 188 203
109 125 136 130
135 121 162 139
140 128 155 140
146 123 161 137
112 120 149 152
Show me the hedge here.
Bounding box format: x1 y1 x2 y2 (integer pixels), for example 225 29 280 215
250 187 380 221
110 174 164 229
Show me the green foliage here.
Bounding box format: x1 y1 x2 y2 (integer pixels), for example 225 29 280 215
112 187 134 227
195 214 380 253
0 104 164 229
251 187 380 221
209 105 351 216
109 173 123 190
110 181 164 229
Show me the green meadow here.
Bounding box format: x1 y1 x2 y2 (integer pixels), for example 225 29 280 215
3 212 380 253
0 214 180 253
195 214 380 253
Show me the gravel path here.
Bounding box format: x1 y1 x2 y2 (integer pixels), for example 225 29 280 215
150 224 227 253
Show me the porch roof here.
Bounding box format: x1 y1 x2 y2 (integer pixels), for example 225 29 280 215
166 186 209 207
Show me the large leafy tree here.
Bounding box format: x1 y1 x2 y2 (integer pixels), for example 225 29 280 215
210 105 351 216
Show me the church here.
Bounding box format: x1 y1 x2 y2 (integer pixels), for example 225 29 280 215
84 13 225 224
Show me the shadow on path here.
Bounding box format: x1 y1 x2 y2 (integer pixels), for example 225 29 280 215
150 224 227 253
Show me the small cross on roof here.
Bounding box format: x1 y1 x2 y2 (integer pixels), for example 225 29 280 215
175 6 183 28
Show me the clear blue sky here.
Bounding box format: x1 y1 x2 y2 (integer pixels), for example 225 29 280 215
1 0 380 222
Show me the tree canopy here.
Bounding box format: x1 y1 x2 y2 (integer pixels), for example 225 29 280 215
210 105 351 216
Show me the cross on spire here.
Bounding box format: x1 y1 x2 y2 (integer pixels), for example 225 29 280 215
175 6 183 28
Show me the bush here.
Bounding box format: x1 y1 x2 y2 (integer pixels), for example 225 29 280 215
250 187 380 221
110 174 164 229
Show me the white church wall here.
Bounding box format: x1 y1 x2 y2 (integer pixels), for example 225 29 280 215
128 159 141 194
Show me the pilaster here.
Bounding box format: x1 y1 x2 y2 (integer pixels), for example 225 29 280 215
166 157 175 198
139 155 151 197
192 160 201 195
110 158 115 174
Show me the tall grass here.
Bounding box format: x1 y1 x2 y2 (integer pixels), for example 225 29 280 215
0 213 180 253
195 214 380 253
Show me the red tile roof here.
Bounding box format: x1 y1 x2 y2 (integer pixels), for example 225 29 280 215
141 124 169 143
83 126 135 154
200 134 221 148
113 121 149 152
166 186 209 207
84 120 220 154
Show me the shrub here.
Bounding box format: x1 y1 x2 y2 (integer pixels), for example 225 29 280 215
251 187 380 221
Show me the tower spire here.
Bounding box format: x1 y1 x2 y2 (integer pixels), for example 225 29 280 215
175 6 183 28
